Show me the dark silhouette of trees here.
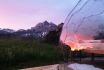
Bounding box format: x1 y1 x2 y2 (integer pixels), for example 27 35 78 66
95 32 104 40
94 24 104 40
44 30 58 45
44 23 64 45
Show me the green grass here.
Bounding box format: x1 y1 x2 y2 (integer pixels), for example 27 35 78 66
0 38 63 70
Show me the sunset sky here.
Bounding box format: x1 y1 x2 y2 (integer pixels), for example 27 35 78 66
0 0 78 30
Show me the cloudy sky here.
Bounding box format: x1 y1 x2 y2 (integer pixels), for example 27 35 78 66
0 0 78 30
60 0 104 43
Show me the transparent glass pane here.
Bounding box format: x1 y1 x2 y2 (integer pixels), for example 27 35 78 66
60 0 104 54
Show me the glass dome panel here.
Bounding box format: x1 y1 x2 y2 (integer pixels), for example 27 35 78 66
60 0 104 54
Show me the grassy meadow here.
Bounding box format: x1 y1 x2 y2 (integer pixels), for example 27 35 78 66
0 38 63 70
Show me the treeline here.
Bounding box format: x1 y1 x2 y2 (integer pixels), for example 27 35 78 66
0 21 64 70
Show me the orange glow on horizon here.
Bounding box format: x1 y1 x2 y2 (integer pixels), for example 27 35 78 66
61 31 104 54
61 33 93 51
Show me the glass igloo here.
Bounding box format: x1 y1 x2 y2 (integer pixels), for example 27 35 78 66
60 0 104 54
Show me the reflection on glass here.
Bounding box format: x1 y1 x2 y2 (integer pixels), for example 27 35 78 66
60 0 104 54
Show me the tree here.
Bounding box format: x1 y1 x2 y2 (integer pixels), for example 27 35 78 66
44 23 64 45
94 24 104 40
